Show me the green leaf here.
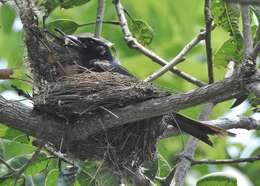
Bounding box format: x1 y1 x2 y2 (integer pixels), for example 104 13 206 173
0 153 43 178
4 128 29 144
196 172 237 186
158 154 171 177
0 4 16 34
7 132 29 144
129 19 154 46
1 152 47 175
214 38 242 68
0 179 14 186
35 0 60 15
0 178 24 186
248 92 260 108
252 6 260 25
45 169 59 186
60 0 91 9
2 139 36 160
252 6 260 43
25 152 49 176
144 157 159 180
212 0 243 49
46 19 79 34
36 0 91 17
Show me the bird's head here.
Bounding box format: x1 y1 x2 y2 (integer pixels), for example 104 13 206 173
65 33 115 64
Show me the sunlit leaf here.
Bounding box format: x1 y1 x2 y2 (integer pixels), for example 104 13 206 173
158 154 171 177
36 0 91 18
196 172 237 186
46 19 79 34
2 139 36 159
129 19 154 46
0 139 5 159
35 0 59 15
4 128 29 144
214 38 242 68
45 169 59 186
212 0 243 50
252 6 260 43
0 4 16 34
60 0 91 9
25 153 49 176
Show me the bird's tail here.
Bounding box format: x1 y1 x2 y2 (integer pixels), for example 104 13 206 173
164 113 235 146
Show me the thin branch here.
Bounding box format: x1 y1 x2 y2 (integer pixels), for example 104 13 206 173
251 41 260 60
79 20 120 27
144 32 205 82
0 68 14 79
168 58 240 186
189 155 260 165
113 0 206 87
14 143 45 181
226 0 260 5
241 4 253 58
225 60 236 78
0 143 45 182
204 0 214 83
94 0 106 38
169 103 214 186
0 158 16 172
238 5 257 79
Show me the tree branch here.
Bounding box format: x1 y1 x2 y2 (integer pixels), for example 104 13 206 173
144 32 205 82
94 0 106 38
71 75 254 142
14 143 44 183
0 97 65 146
167 58 243 186
251 41 260 60
226 0 260 5
113 0 206 87
204 0 214 83
241 4 253 58
0 73 257 149
190 155 260 165
168 103 214 186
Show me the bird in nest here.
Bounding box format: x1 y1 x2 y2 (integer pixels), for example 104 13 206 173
57 33 235 146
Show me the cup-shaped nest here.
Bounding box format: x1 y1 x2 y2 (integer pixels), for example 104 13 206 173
33 71 169 170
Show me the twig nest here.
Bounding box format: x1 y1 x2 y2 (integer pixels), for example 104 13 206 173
33 71 169 170
34 71 168 117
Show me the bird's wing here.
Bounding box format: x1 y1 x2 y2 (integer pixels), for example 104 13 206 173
93 60 134 77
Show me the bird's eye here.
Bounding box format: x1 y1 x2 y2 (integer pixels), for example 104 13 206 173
96 45 106 56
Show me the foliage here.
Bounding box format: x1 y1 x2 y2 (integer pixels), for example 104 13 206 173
196 172 237 186
0 0 259 185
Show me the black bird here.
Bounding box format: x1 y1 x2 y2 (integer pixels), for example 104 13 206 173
64 34 133 76
65 34 234 146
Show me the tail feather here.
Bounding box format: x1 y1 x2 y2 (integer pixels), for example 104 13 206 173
164 113 235 146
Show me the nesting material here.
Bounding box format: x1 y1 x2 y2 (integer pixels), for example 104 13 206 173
33 71 169 170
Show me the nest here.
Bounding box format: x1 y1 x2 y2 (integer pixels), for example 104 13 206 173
33 71 169 171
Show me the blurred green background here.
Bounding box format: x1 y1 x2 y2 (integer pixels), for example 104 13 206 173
0 0 259 185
